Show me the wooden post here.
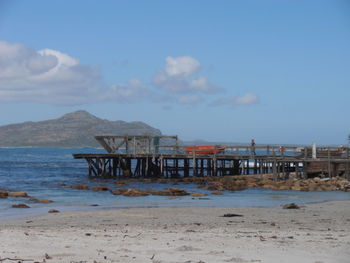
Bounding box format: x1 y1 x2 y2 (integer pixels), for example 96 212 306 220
88 159 92 177
207 158 211 176
200 158 204 176
346 148 350 180
246 159 250 175
213 157 217 176
272 159 277 181
328 147 331 178
160 156 164 177
146 157 149 177
184 158 189 177
193 150 197 177
233 159 240 175
222 159 225 176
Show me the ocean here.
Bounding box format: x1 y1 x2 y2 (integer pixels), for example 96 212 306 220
1 148 350 220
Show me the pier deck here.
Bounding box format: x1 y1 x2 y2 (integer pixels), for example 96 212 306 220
73 135 350 180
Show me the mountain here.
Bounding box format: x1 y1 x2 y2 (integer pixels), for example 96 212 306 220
0 111 162 148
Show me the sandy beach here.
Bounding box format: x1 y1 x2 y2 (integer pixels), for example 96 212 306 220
0 201 349 263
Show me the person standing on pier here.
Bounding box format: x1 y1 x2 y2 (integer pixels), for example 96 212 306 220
251 139 256 155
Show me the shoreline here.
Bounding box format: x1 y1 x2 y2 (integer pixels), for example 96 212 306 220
2 187 350 222
1 200 349 262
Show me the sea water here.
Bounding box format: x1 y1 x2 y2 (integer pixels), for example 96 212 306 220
0 148 350 220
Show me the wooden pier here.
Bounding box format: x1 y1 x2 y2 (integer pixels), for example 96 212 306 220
73 135 350 180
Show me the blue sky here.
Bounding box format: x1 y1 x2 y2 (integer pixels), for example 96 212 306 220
0 0 349 144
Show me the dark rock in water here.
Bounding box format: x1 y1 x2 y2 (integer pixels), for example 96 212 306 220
149 188 189 196
0 190 8 198
90 204 99 206
12 203 30 208
165 188 189 196
110 189 127 195
29 197 39 202
221 213 243 217
36 199 53 203
124 189 149 197
9 192 28 197
111 188 150 197
207 182 225 191
71 184 89 190
92 185 109 191
190 193 206 197
48 209 59 213
211 191 224 195
282 203 300 209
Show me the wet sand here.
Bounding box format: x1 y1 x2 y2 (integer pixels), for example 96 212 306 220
0 201 349 263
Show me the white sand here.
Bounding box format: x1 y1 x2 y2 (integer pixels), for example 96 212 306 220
0 201 349 263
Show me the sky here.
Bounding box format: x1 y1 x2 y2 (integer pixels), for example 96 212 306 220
0 0 349 145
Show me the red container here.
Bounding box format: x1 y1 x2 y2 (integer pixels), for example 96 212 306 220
185 145 226 155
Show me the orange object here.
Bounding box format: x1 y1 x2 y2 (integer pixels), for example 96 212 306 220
185 145 226 154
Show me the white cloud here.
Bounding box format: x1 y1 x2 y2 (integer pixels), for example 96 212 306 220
153 56 221 94
0 41 259 108
211 93 259 107
0 41 104 105
165 56 200 77
189 76 218 93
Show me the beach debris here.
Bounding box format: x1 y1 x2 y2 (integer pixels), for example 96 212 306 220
190 193 206 197
224 257 249 262
0 190 8 198
282 203 300 209
222 213 243 217
9 191 28 197
92 185 109 191
12 203 30 208
176 245 201 251
48 209 59 213
123 233 141 239
256 232 266 241
0 257 34 262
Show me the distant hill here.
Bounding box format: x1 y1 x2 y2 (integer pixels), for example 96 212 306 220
0 110 161 148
